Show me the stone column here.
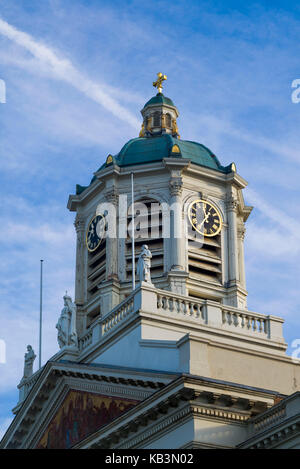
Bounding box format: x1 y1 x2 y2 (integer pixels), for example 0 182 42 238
98 188 120 316
168 178 188 295
74 213 85 334
104 188 119 280
169 177 184 271
226 197 239 285
237 224 246 288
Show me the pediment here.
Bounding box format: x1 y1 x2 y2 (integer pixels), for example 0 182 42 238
37 389 139 449
1 361 174 449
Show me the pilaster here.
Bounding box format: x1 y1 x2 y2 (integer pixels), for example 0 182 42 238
74 213 86 334
226 197 239 285
237 224 246 289
169 177 184 271
104 187 119 281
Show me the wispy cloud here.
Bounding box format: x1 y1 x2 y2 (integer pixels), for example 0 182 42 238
187 113 300 167
245 187 300 239
0 17 140 129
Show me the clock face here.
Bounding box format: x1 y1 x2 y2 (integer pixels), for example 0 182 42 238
188 199 222 237
85 214 106 252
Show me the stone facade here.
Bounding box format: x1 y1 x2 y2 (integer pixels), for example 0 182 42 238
1 85 300 449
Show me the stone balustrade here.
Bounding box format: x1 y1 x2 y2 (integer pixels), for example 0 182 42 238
75 285 286 356
78 293 136 353
157 292 206 321
101 296 135 335
221 306 268 336
78 330 93 351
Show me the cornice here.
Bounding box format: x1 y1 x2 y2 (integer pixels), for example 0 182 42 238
239 415 300 449
225 172 248 189
1 361 172 449
75 377 277 449
67 178 105 212
163 158 191 171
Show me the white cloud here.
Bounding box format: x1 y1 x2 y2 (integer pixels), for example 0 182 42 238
246 223 300 259
0 222 74 245
245 187 300 240
0 17 140 129
187 112 300 167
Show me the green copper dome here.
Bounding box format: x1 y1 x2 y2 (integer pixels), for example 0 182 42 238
79 134 232 193
143 93 175 108
114 134 230 171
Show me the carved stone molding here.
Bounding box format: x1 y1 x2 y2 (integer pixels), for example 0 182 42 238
237 225 246 241
169 178 183 196
74 215 85 247
74 214 85 234
226 197 238 212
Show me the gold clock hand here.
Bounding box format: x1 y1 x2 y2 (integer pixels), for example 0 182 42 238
197 211 210 229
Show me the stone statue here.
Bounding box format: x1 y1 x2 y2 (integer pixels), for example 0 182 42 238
23 345 36 379
56 293 78 349
146 116 152 132
137 245 153 285
172 118 178 135
139 123 145 137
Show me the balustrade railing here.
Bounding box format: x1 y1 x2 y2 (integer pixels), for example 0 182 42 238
221 307 269 336
78 330 93 351
102 296 134 335
157 293 206 321
77 286 283 356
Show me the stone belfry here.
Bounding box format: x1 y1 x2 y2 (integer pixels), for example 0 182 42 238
69 72 251 334
2 75 300 450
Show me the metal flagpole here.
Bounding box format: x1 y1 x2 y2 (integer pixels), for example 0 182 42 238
39 259 43 369
131 173 135 290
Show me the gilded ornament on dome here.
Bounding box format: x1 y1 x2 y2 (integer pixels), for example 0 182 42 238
139 123 145 137
153 72 167 93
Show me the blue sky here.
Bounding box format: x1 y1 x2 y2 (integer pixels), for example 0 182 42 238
1 0 300 438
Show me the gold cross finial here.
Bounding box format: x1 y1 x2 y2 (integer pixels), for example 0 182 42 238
153 72 167 93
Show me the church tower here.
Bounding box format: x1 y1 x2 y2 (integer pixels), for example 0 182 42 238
2 75 300 450
69 73 251 336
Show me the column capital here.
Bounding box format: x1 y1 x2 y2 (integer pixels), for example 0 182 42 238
226 197 238 212
74 214 85 234
237 225 246 241
169 177 183 196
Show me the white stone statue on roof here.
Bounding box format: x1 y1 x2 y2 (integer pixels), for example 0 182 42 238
137 245 153 286
23 345 36 380
56 293 78 349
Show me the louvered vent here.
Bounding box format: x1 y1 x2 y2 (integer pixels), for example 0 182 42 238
126 199 164 281
188 233 222 284
87 238 106 299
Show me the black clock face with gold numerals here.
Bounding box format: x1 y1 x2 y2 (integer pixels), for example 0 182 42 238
85 214 106 252
188 199 222 237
